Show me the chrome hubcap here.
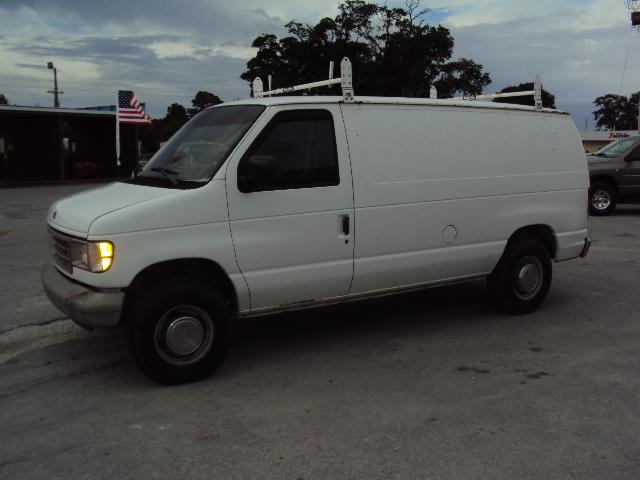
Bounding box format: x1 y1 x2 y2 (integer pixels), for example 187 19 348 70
592 190 611 210
514 256 543 300
165 316 204 356
154 305 214 365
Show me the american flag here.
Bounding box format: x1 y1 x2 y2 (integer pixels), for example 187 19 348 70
118 90 151 124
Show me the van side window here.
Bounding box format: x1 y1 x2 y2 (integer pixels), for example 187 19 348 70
238 110 339 192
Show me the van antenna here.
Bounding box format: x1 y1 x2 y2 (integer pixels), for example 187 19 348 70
253 57 354 102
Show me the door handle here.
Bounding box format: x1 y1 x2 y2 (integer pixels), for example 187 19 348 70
341 215 350 236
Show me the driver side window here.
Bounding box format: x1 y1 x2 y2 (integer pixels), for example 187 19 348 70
238 110 339 192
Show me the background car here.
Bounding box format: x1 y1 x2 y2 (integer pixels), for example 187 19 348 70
588 136 640 215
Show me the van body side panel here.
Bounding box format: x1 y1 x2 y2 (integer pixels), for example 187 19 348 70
225 105 355 311
341 104 588 294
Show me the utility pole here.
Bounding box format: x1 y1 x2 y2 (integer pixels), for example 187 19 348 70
47 61 64 108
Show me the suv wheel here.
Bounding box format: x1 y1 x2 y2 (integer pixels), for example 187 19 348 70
589 182 617 216
487 238 552 314
127 278 230 384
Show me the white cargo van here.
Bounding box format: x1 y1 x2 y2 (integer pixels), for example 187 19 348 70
42 59 590 383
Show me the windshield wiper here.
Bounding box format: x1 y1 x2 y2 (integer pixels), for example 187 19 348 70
150 167 179 185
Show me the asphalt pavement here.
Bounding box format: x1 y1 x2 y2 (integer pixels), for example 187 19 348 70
1 184 639 479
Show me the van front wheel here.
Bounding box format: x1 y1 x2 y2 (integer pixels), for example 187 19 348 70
487 239 552 314
127 279 229 384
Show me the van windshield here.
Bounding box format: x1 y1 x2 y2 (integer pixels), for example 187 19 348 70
129 105 265 188
594 137 637 158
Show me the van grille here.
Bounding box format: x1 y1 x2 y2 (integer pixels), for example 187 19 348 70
48 228 79 274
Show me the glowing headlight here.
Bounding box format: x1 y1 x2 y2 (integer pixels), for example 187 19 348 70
71 240 114 273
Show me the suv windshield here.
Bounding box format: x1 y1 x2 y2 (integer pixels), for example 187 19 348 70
594 137 638 158
128 105 265 188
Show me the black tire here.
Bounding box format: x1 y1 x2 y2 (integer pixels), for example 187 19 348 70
487 238 552 314
589 182 617 216
126 278 230 385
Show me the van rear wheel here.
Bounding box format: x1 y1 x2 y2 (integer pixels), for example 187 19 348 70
487 239 552 314
126 278 229 384
589 182 617 216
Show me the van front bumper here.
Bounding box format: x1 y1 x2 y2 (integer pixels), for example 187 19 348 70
41 262 124 330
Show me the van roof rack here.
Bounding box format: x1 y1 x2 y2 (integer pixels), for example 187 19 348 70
254 57 543 111
253 57 354 102
443 74 544 111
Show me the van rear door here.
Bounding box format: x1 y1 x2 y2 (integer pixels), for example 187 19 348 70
225 105 354 312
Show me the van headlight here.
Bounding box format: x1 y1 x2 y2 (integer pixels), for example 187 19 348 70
70 240 114 273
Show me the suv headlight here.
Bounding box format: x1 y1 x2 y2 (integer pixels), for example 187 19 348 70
70 240 114 273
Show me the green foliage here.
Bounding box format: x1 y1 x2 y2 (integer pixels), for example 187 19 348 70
0 94 8 105
140 90 225 154
593 92 639 131
140 103 188 153
189 91 223 117
240 0 492 98
493 82 556 109
156 103 188 141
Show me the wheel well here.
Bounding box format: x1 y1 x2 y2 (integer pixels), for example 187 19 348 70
507 225 557 259
590 175 618 192
122 259 238 324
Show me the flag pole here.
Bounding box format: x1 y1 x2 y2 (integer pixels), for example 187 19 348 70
115 91 121 175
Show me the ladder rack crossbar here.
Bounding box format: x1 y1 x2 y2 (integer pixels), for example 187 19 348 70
449 74 543 110
257 77 342 98
456 90 535 101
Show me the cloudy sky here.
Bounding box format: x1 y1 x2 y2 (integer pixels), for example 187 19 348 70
2 0 639 128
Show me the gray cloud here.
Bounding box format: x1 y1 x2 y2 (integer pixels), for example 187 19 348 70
1 0 286 44
14 63 47 70
1 0 637 129
0 32 250 116
451 19 639 128
0 0 290 115
5 35 172 61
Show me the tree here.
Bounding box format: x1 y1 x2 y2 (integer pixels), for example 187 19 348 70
0 94 8 105
141 92 224 154
189 91 223 117
592 92 639 130
493 82 556 109
151 103 189 145
240 0 492 98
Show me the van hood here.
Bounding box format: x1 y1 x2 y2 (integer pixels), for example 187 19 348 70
48 182 178 236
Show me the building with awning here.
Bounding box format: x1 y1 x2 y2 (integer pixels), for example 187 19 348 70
0 105 139 183
579 130 638 154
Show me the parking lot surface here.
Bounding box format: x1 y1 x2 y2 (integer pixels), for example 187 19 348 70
1 184 639 479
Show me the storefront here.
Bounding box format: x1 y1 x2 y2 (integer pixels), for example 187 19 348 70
0 106 138 183
579 130 638 154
